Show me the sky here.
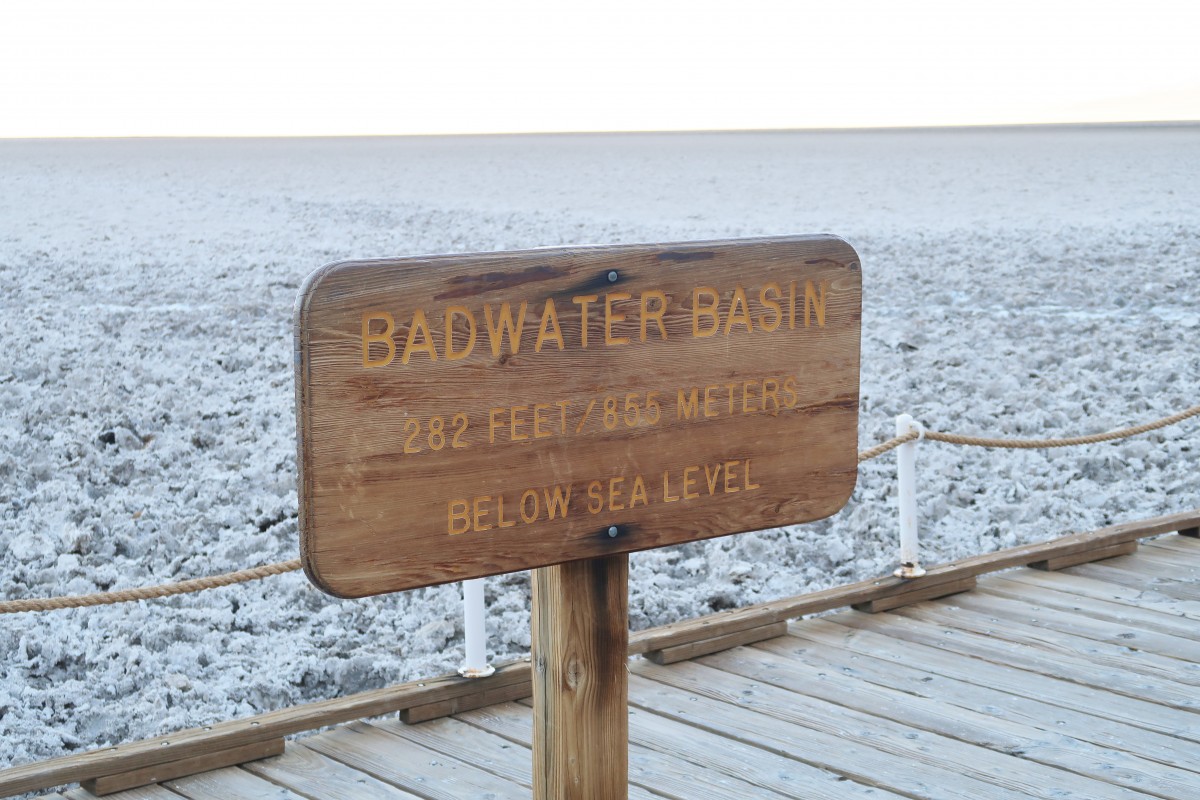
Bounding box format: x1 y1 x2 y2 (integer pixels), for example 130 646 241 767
2 0 1198 138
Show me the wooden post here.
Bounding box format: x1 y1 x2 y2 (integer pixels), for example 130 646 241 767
532 553 629 800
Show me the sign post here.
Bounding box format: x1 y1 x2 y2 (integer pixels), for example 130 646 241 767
294 235 862 798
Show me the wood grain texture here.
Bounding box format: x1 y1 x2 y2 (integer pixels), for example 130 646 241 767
81 741 282 796
531 554 629 800
7 509 1197 798
295 235 861 596
798 618 1200 743
851 575 976 613
1030 540 1137 570
242 743 422 800
756 631 1200 772
642 621 787 665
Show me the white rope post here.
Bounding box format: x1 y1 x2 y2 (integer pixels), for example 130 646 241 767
459 578 494 678
894 414 926 578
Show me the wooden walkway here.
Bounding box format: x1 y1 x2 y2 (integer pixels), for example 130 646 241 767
32 532 1200 799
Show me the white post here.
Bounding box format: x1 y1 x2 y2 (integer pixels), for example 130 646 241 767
459 578 494 678
894 414 925 578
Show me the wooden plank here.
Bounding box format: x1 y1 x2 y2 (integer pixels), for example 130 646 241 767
399 675 532 724
297 236 862 597
891 600 1200 697
995 568 1200 620
839 609 1200 710
642 621 786 665
65 787 183 800
1065 561 1200 601
378 714 767 800
6 508 1197 798
81 740 283 796
165 766 308 799
627 671 1047 800
706 641 1200 797
795 617 1200 743
242 742 423 799
913 588 1200 669
0 660 529 798
1141 535 1200 554
532 554 628 800
756 631 1200 773
980 575 1200 637
1030 540 1137 570
852 575 975 613
460 700 905 800
628 508 1200 655
1123 547 1200 573
305 721 529 799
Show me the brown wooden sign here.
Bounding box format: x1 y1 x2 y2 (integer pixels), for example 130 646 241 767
295 235 861 597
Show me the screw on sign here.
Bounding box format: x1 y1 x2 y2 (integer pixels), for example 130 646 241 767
294 235 862 799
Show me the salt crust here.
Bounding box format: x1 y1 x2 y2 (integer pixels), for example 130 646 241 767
0 128 1197 770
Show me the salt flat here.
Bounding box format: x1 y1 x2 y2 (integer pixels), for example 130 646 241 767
0 126 1197 768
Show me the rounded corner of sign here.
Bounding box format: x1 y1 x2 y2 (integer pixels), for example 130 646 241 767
299 557 361 600
296 259 349 310
826 235 862 271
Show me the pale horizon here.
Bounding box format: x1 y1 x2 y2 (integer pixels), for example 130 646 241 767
3 0 1199 139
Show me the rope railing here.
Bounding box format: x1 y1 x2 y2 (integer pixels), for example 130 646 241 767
3 402 1197 615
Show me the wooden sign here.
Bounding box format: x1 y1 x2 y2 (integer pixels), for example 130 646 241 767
296 235 861 597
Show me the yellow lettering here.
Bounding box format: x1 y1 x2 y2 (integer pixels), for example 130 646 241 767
742 380 757 413
444 305 477 361
608 477 626 511
683 466 699 500
489 407 504 443
473 496 493 531
744 458 761 490
510 406 529 441
557 400 570 434
520 489 540 523
677 388 699 420
788 280 797 329
533 403 552 438
723 460 740 493
630 475 648 508
704 463 721 495
402 309 438 364
605 292 632 346
703 385 719 418
723 286 753 335
483 301 528 357
535 298 565 352
762 378 780 412
572 294 598 349
782 376 799 409
662 470 679 503
496 494 517 528
362 312 396 368
587 480 603 514
805 280 828 327
545 485 571 520
692 287 720 337
640 290 668 341
759 282 782 332
448 499 471 535
725 382 736 416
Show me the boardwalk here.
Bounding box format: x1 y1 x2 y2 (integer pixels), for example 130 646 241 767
32 531 1200 799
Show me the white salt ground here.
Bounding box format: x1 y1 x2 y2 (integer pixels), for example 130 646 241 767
1 127 1198 773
